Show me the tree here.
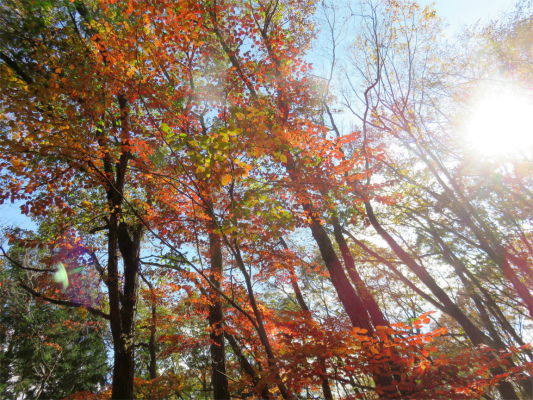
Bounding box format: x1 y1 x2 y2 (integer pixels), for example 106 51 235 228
0 232 108 400
0 1 150 397
1 0 532 399
325 0 533 398
0 0 321 397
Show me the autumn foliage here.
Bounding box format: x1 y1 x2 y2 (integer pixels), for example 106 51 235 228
1 0 532 399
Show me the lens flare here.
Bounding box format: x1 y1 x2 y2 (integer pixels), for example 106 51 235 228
465 86 533 155
53 262 69 290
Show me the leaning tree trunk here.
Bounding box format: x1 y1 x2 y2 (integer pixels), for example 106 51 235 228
305 206 374 333
225 332 271 399
304 206 402 395
283 242 334 400
331 217 389 327
364 200 521 400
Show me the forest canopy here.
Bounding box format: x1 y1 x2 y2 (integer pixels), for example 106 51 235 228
1 0 532 399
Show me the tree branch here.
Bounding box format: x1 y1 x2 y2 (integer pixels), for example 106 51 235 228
18 282 110 320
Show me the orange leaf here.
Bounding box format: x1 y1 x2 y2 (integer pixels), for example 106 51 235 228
221 174 232 186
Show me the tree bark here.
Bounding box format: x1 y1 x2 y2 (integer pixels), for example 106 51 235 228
232 241 292 399
305 206 374 334
107 94 143 400
148 303 157 381
108 219 142 400
208 230 230 400
331 217 389 327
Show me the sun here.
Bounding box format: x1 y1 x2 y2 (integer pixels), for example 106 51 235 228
465 86 533 156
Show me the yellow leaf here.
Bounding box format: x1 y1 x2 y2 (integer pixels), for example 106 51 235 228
221 174 232 186
161 123 170 133
253 147 262 157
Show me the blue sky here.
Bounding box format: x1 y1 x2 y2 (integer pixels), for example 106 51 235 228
420 0 517 32
2 201 36 231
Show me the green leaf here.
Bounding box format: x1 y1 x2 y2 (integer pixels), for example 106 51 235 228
161 123 171 133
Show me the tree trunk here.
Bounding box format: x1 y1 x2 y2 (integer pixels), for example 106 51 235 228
280 238 334 400
140 275 158 381
112 345 136 400
305 209 402 394
332 217 389 327
417 147 533 318
225 332 271 399
305 206 374 333
232 242 292 399
319 358 334 400
429 226 533 398
107 220 142 400
364 201 521 400
107 216 133 400
209 230 230 400
148 304 157 381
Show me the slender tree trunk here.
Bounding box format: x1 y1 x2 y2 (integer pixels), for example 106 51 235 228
225 332 271 399
208 230 230 400
344 230 449 314
364 200 521 400
232 241 292 399
429 227 533 398
417 146 533 318
148 304 157 381
291 270 334 400
140 275 158 381
365 202 491 344
280 238 334 400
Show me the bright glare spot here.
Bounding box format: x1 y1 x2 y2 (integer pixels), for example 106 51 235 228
466 87 533 155
53 262 69 290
